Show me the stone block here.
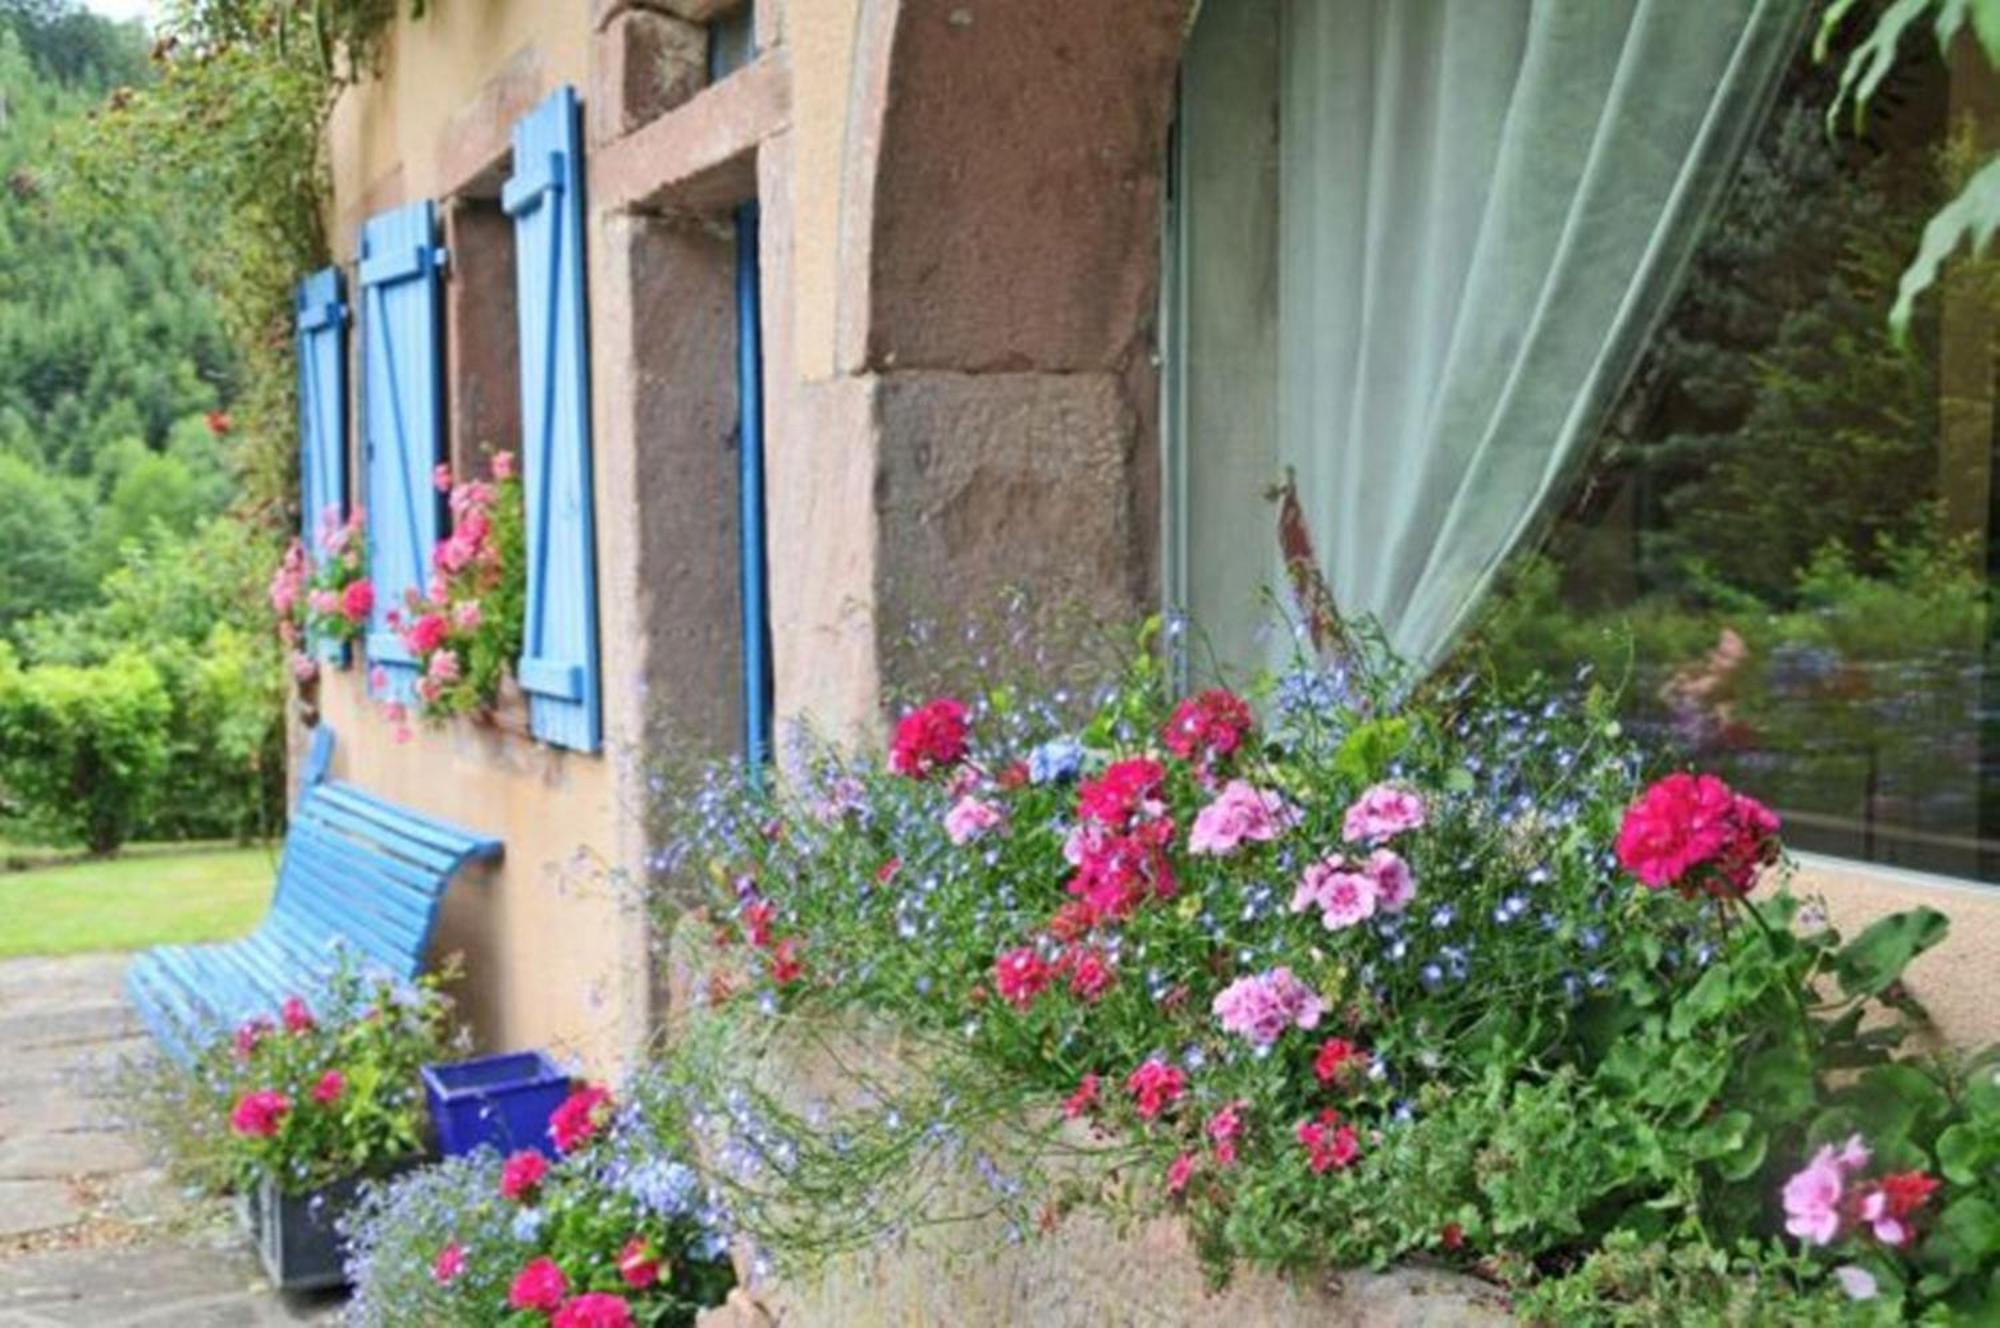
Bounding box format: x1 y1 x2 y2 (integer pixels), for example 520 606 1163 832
594 0 745 33
590 9 708 147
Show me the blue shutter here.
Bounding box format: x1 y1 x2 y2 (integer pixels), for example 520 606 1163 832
505 87 601 752
295 266 349 664
358 201 446 704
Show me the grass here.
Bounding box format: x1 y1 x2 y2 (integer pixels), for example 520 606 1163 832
0 842 278 958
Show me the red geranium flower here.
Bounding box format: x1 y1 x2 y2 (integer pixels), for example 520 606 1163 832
553 1293 634 1328
507 1256 569 1312
1313 1037 1364 1087
229 1090 291 1138
311 1069 346 1105
1161 689 1253 766
1297 1109 1360 1173
1062 1073 1100 1120
431 1242 466 1285
1616 772 1779 897
500 1149 549 1201
548 1084 612 1154
280 995 315 1034
616 1236 660 1289
993 946 1053 1009
889 698 970 779
1125 1059 1187 1121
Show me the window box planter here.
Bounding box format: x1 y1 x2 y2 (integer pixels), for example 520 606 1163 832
422 1050 572 1159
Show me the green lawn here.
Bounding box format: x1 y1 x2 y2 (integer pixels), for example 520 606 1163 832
0 843 277 958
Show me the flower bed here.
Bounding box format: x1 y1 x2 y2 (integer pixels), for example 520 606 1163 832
651 625 1996 1321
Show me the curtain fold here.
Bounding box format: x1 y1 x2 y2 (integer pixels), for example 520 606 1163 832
1240 0 1809 672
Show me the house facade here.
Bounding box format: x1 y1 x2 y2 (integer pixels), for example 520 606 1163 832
309 0 2000 1076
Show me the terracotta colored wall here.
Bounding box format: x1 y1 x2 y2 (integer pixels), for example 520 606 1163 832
317 1 646 1077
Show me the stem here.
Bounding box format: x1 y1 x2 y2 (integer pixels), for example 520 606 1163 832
1737 893 1814 1051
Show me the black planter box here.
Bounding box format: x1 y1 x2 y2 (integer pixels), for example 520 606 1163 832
249 1166 409 1292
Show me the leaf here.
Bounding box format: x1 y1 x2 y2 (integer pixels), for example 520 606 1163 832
1891 156 2000 339
1690 1109 1752 1160
1832 907 1950 998
1937 1123 1991 1185
1932 1195 2000 1276
1829 0 1938 132
1331 717 1410 785
1744 1044 1817 1121
1668 963 1734 1039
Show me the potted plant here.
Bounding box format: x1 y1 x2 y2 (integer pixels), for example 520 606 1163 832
422 1049 573 1159
269 506 370 725
341 1079 738 1327
222 960 462 1290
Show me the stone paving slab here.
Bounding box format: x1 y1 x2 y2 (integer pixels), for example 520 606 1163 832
0 1242 340 1325
0 955 344 1324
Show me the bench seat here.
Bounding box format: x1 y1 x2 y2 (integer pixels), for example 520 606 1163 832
126 728 502 1061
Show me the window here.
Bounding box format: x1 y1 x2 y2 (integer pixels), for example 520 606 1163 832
1171 5 2000 881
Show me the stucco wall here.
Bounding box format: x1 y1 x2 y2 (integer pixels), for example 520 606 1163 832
316 1 646 1077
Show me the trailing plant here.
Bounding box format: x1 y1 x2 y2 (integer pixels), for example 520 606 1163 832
341 1076 737 1328
376 452 525 735
647 617 1993 1318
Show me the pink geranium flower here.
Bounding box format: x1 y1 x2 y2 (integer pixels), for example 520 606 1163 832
1291 857 1379 931
1166 1151 1198 1195
1212 967 1324 1045
339 579 375 624
281 995 315 1034
617 1237 660 1289
1342 784 1427 844
1206 1100 1247 1166
944 796 1006 845
1363 848 1416 912
889 698 970 779
1617 772 1779 897
1161 689 1254 767
1062 1073 1100 1120
1187 781 1300 856
1782 1135 1869 1246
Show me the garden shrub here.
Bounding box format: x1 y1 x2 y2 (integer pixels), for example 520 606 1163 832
648 619 1996 1320
0 646 169 852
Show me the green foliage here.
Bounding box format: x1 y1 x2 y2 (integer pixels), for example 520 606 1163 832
0 646 169 852
1512 1233 1869 1326
0 452 91 633
1820 0 2000 336
19 519 285 844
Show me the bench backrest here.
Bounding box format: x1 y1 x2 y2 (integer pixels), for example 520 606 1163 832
265 731 503 978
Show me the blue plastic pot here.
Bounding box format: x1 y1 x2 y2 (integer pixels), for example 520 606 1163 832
422 1051 572 1159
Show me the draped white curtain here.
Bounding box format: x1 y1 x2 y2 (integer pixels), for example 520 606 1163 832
1176 0 1808 675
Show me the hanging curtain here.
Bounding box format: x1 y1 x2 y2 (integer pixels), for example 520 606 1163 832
1214 0 1805 673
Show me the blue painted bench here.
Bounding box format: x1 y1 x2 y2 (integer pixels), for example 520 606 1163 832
126 728 502 1061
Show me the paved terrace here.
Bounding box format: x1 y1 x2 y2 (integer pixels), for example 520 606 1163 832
0 955 336 1326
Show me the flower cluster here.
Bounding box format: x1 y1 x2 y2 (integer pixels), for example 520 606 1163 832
268 505 369 685
1782 1135 1939 1250
342 1078 735 1328
213 959 458 1196
376 452 524 736
1614 770 1779 897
